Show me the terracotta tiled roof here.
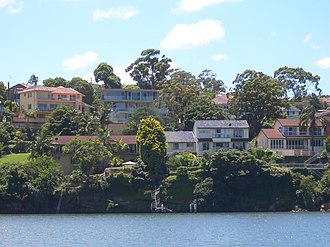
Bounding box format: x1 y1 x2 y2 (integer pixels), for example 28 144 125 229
276 118 323 127
212 93 230 105
52 136 95 145
320 97 330 104
18 86 84 96
260 129 284 139
52 135 137 145
110 135 136 145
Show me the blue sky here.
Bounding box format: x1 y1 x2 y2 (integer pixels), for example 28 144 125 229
1 0 330 94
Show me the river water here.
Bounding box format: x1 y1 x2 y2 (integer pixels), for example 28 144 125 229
0 212 329 247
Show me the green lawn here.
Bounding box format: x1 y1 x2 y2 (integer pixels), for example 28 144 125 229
0 153 30 164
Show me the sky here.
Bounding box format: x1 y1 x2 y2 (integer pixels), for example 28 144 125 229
1 0 330 94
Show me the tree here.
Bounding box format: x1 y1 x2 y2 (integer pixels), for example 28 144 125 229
0 81 7 102
159 70 201 129
198 150 294 211
94 102 113 129
300 93 323 152
63 137 112 176
30 131 54 159
183 97 228 130
123 107 174 135
44 106 79 136
94 62 121 88
126 49 172 89
43 77 69 87
137 116 167 186
274 67 321 100
69 77 95 105
198 69 226 95
230 70 287 139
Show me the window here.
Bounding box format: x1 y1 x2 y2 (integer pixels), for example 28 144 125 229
172 143 179 150
287 140 305 149
233 129 244 138
50 104 59 110
37 104 47 111
187 143 193 148
27 92 32 98
270 139 284 149
58 95 67 100
28 104 32 110
311 139 323 147
202 142 209 151
70 95 76 101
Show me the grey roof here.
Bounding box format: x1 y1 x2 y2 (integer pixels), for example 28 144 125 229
165 131 196 143
194 120 249 128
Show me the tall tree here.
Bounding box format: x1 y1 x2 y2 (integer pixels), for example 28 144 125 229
230 70 287 139
69 77 95 105
137 116 167 186
94 62 121 88
183 97 228 130
159 70 201 129
274 67 321 100
43 77 69 87
125 49 172 89
198 69 226 95
300 93 323 152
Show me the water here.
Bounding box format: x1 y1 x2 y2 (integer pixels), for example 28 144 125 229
0 212 330 247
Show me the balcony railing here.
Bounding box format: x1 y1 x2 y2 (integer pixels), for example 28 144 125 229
283 131 322 136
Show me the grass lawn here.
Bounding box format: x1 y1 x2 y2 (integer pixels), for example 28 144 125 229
0 153 30 164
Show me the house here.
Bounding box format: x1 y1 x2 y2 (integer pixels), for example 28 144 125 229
256 118 326 156
282 105 301 118
165 131 196 155
212 93 231 110
100 88 166 123
14 86 90 129
7 83 29 105
193 120 250 155
52 135 138 175
320 97 330 109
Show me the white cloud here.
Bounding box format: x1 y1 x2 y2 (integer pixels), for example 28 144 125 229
212 53 228 61
113 64 135 85
311 44 320 49
63 51 99 71
0 0 15 8
174 0 239 13
304 33 311 43
92 6 139 21
161 19 225 50
0 0 22 13
315 57 330 69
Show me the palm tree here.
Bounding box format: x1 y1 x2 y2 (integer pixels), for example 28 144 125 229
300 93 322 152
30 131 54 159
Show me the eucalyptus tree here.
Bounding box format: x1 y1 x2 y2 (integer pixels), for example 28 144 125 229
230 70 287 139
43 77 69 87
198 69 226 96
126 48 172 89
94 62 121 88
159 70 201 130
274 67 321 100
69 77 95 105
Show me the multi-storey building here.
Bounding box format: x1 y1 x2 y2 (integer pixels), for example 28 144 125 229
100 88 165 123
256 118 326 156
193 120 250 155
14 86 88 129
